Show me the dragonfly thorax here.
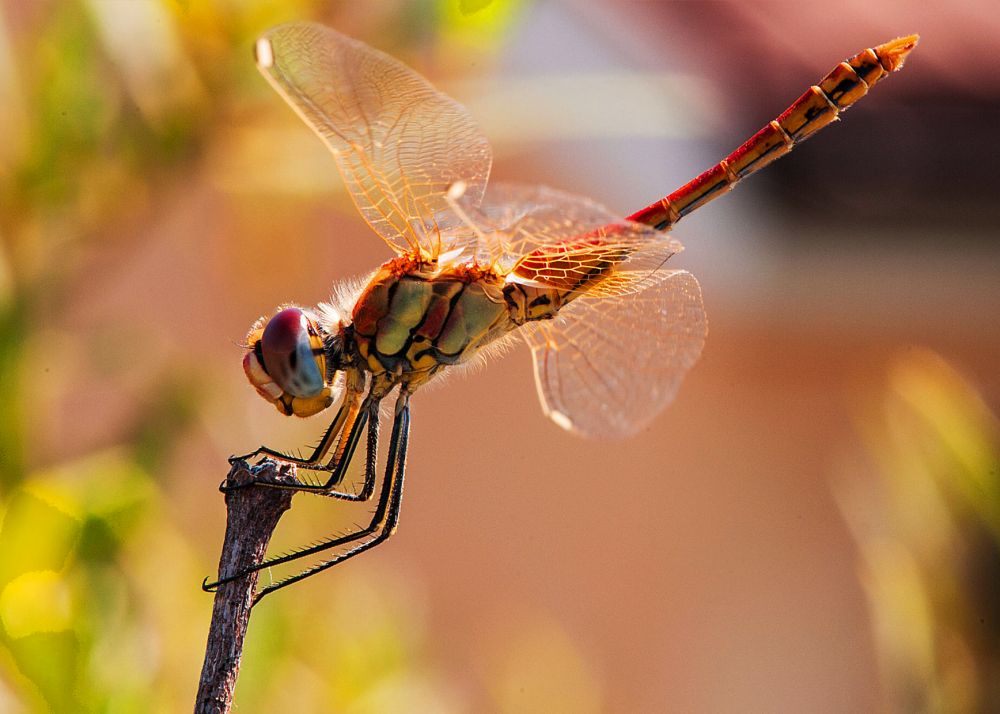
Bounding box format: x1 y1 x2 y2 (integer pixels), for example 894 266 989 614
349 257 525 385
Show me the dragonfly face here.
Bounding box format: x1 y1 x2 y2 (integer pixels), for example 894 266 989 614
204 22 917 604
243 306 336 418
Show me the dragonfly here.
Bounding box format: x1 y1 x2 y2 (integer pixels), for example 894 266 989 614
204 22 917 603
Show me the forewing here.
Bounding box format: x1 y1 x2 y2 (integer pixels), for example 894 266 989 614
256 22 492 258
522 270 706 438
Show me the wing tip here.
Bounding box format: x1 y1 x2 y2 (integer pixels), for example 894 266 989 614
255 37 275 69
549 410 576 432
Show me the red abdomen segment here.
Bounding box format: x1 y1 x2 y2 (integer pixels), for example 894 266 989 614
629 35 918 230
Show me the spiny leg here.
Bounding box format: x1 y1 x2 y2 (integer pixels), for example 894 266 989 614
201 404 380 593
202 392 409 596
228 393 354 467
333 401 380 502
223 392 373 495
251 393 410 605
265 395 381 502
225 394 376 497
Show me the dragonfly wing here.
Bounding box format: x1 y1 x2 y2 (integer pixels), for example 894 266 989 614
478 183 684 291
256 22 492 258
522 270 706 438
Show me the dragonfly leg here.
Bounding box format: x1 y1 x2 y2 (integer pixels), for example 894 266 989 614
313 404 379 502
203 391 410 603
228 395 353 467
222 393 376 499
237 397 380 502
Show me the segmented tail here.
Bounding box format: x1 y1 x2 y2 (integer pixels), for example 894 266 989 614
629 35 919 230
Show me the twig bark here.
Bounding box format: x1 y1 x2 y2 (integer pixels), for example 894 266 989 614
194 459 297 714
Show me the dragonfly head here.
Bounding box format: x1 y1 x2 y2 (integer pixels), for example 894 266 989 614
242 306 335 418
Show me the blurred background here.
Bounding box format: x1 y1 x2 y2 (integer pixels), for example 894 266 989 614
1 0 998 712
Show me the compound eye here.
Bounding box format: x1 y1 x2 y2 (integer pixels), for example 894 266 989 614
260 307 325 398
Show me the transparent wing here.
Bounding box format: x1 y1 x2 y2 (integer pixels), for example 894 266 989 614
256 22 492 258
522 270 706 438
476 183 684 295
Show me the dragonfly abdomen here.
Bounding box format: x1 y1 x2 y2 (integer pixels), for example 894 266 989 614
629 35 918 230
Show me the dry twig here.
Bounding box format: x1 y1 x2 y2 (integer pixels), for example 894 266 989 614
194 459 296 714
